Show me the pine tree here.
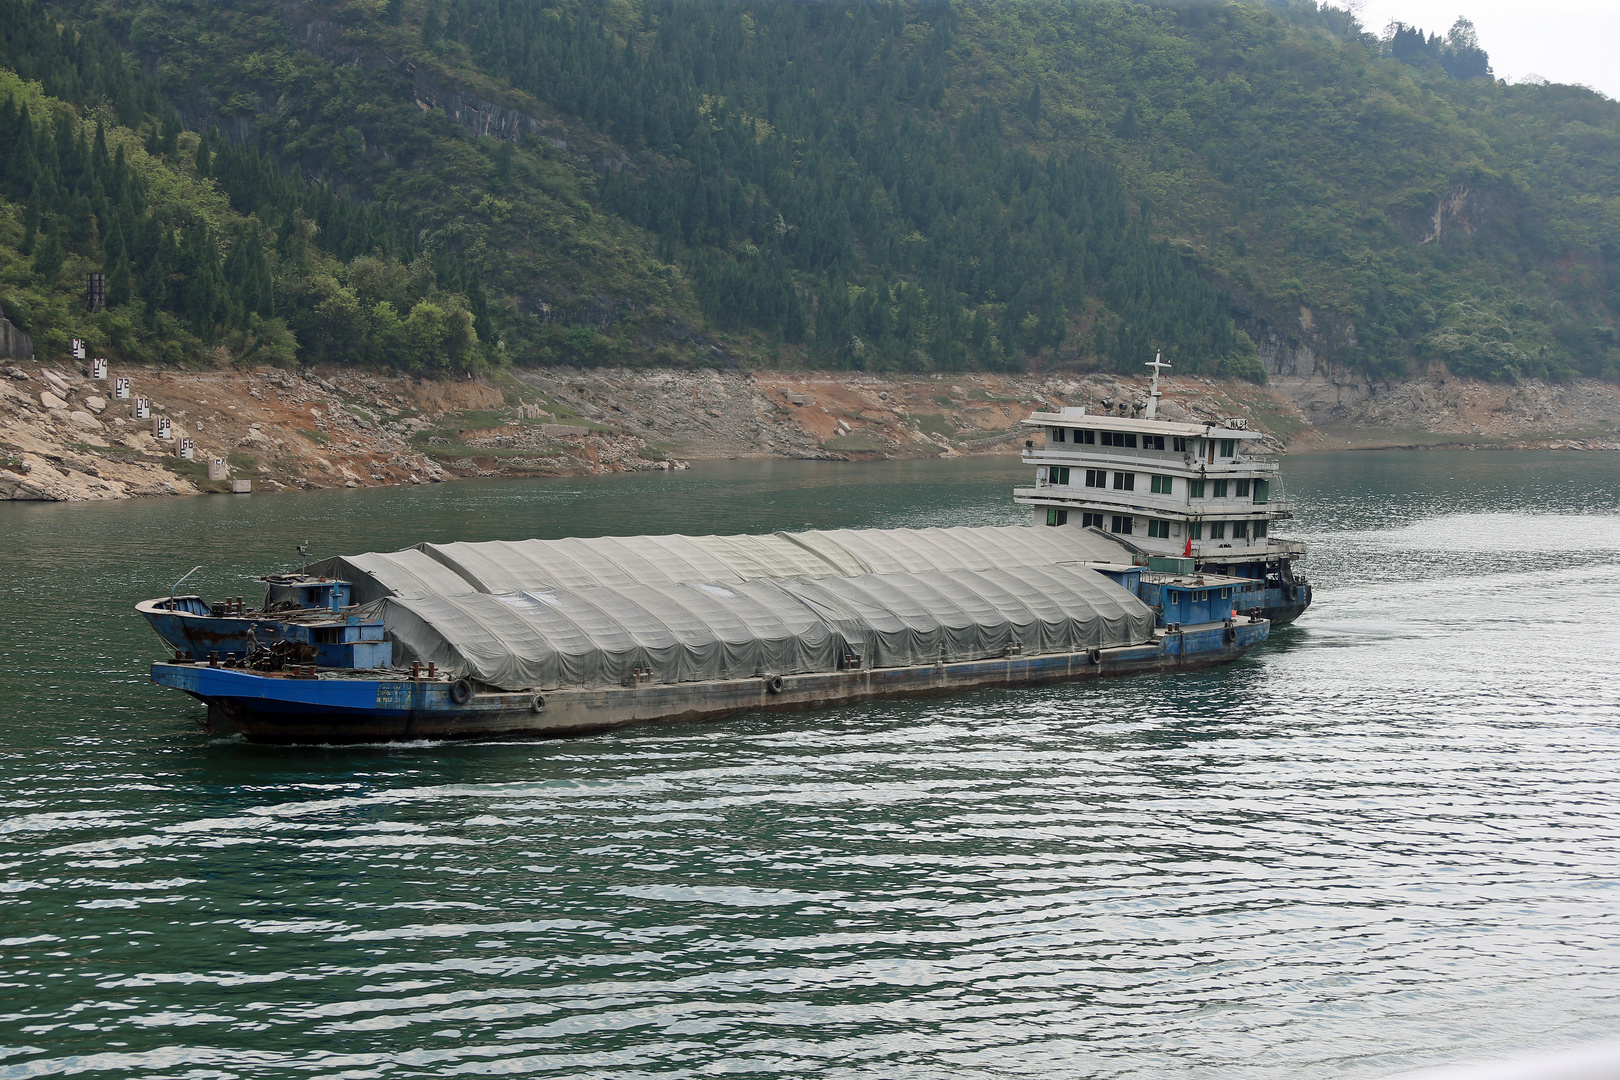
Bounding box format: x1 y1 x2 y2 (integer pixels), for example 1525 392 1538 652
33 230 63 284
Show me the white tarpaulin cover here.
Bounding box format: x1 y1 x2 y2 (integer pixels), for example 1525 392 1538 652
309 525 1151 690
379 563 1153 691
314 525 1134 603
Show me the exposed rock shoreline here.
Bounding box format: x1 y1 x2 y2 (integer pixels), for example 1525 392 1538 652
1 360 1614 502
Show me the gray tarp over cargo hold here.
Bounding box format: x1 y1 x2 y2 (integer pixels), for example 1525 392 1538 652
312 525 1134 604
380 563 1154 692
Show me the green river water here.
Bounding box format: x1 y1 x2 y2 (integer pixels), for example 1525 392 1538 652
0 450 1617 1079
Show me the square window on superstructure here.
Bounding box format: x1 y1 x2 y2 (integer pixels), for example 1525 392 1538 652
1111 515 1134 535
1219 439 1236 457
1078 429 1095 444
1144 435 1165 450
1045 508 1068 526
1085 469 1106 488
1254 520 1268 538
1189 479 1205 499
1147 519 1170 539
1082 512 1104 528
1210 521 1226 539
1232 520 1248 539
1189 522 1203 540
1236 478 1250 497
1052 427 1066 442
1052 466 1071 485
1113 472 1135 491
1173 437 1189 453
1150 475 1173 495
1213 479 1228 498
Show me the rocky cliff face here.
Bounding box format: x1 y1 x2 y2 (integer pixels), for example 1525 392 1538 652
1239 300 1382 426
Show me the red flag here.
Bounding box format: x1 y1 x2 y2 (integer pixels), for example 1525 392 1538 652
1183 534 1193 557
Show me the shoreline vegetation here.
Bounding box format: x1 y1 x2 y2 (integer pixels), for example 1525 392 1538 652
2 362 1615 503
2 0 1618 396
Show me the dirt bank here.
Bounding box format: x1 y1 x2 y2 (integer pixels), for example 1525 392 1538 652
1 359 1614 502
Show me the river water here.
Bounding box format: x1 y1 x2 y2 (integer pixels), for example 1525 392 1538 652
0 451 1617 1079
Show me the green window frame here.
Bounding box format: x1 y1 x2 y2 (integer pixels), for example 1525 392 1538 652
1209 521 1226 540
1219 439 1236 457
1045 508 1068 526
1253 480 1269 504
1189 479 1205 499
1213 479 1228 498
1189 522 1203 540
1235 478 1251 497
1150 475 1173 495
1050 466 1071 485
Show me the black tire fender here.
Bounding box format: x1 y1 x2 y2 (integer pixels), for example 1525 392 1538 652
531 693 546 712
449 679 473 705
765 675 786 694
1224 626 1238 644
1088 648 1102 665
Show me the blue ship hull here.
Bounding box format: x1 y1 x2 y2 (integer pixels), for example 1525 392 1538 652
152 618 1269 744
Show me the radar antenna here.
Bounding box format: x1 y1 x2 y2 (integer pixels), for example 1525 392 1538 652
1144 352 1170 420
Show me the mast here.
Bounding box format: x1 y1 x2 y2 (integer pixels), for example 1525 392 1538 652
1144 352 1169 420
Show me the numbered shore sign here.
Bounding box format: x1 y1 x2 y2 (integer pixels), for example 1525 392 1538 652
71 338 85 360
114 376 131 400
91 358 108 380
178 437 195 460
153 415 172 440
133 396 150 420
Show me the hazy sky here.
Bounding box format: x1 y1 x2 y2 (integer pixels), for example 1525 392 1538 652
1352 0 1620 99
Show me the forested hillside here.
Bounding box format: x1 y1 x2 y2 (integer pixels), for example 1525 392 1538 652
1 0 1616 384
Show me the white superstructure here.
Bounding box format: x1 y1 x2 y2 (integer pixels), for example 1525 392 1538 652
1015 364 1305 567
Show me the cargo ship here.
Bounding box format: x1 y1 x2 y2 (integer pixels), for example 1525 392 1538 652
141 520 1272 744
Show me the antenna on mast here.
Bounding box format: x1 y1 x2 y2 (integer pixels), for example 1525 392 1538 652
1144 352 1170 420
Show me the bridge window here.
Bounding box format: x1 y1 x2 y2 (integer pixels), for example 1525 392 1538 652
1051 427 1066 442
1143 435 1165 450
1076 429 1095 444
1219 439 1237 457
1173 437 1189 452
1101 431 1138 448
